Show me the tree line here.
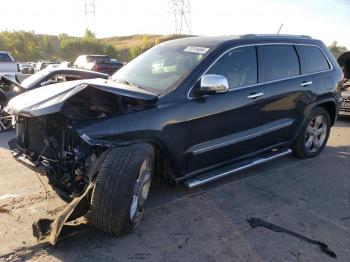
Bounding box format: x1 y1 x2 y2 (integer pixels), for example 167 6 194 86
0 30 348 62
0 30 119 62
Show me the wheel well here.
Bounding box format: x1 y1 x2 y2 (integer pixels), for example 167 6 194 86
317 102 336 125
151 143 175 184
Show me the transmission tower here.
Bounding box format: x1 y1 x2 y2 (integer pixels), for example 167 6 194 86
169 0 191 35
84 0 96 35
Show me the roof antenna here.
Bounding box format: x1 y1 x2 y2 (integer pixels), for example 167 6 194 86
277 23 284 34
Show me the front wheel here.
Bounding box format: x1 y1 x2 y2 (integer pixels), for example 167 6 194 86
292 107 331 159
90 143 154 236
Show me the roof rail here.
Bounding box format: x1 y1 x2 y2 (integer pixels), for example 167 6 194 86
241 34 312 39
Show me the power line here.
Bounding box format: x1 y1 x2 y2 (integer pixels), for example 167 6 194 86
84 0 96 35
169 0 191 35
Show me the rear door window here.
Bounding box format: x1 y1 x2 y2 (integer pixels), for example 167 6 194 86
295 45 330 74
206 46 257 89
0 53 13 62
258 45 300 82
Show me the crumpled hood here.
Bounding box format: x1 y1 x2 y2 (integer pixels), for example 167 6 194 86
6 78 157 117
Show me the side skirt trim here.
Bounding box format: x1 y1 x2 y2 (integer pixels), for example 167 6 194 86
188 119 294 155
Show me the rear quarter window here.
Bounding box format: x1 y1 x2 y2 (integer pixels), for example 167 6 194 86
295 45 330 74
0 53 13 62
258 45 300 82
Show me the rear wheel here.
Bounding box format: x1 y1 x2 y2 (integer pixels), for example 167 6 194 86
90 143 154 236
292 107 331 158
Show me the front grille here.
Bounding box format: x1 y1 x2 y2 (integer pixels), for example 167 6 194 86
16 117 46 154
341 95 350 111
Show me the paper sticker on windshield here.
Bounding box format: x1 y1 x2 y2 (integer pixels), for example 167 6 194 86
184 46 210 54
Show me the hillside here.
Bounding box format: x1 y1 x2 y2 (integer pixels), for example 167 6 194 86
102 34 191 49
102 34 192 61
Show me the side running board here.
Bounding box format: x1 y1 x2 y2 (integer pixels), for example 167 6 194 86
184 148 292 188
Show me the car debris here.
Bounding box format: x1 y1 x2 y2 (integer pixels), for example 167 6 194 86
33 183 94 245
247 217 337 259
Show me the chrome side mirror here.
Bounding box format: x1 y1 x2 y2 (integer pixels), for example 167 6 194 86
199 74 229 95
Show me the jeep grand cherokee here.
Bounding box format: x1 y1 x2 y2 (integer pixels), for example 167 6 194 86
6 35 343 237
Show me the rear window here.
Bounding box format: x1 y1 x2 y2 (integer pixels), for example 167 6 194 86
87 56 111 63
295 45 330 74
258 45 299 82
0 53 13 62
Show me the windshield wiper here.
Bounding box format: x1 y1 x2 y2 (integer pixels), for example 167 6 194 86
113 79 149 91
114 79 139 88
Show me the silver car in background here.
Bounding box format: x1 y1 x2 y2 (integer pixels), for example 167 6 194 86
0 51 19 73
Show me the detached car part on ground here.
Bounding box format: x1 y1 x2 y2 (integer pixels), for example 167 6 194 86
0 68 108 131
6 35 343 241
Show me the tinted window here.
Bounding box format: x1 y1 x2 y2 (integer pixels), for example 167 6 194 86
259 45 299 82
295 45 330 74
0 53 13 62
206 46 257 89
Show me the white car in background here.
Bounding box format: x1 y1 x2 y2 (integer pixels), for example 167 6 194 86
0 51 19 73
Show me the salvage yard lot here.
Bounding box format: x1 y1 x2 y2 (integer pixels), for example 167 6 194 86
0 118 349 262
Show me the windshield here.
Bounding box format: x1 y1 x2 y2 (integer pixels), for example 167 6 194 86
21 69 49 88
112 43 210 94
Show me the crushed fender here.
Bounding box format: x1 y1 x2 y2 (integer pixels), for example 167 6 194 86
32 183 94 245
247 217 337 259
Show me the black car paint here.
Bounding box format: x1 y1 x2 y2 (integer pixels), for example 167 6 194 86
70 37 343 182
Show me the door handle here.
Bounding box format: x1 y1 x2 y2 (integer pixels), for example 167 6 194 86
300 81 313 87
247 92 264 99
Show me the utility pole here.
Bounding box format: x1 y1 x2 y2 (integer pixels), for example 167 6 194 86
84 0 96 35
169 0 191 35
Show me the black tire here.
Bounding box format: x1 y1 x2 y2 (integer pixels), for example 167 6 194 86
90 143 154 236
292 107 331 159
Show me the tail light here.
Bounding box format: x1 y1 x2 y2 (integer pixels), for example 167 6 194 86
92 64 99 71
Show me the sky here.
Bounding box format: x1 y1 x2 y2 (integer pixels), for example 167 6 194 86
1 0 349 48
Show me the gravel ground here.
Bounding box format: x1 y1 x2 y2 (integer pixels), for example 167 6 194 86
0 117 349 262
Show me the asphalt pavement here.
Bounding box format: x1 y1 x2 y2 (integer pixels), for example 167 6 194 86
0 117 349 262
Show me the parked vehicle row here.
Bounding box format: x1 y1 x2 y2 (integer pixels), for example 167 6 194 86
19 63 35 74
4 35 343 239
338 51 350 115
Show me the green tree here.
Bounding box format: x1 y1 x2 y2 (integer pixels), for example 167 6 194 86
84 29 96 39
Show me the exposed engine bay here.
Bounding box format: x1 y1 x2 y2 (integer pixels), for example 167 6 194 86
11 85 153 200
61 85 148 120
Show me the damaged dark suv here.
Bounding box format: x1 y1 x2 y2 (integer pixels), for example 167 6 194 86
6 35 343 237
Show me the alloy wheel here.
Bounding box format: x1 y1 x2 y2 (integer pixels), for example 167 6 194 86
130 157 153 225
304 115 328 153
